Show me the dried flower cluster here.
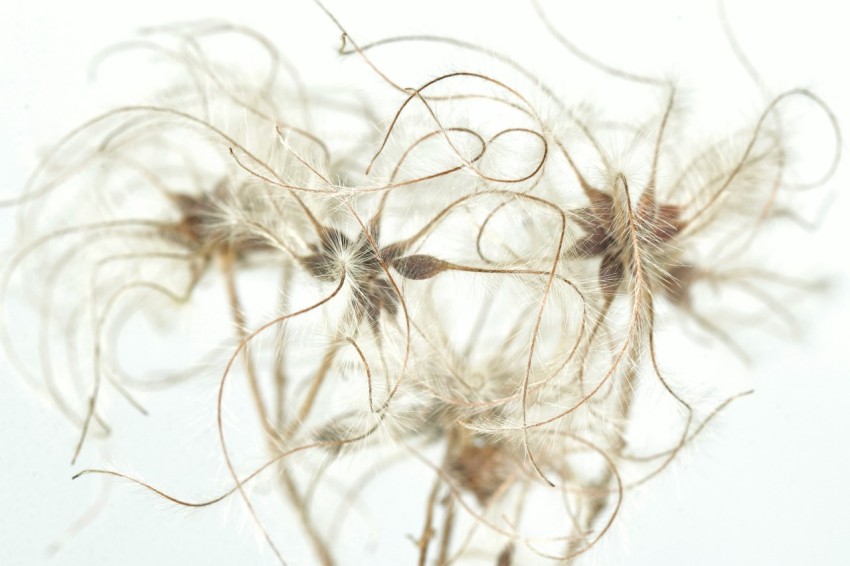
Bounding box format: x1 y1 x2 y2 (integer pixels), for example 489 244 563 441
2 4 840 565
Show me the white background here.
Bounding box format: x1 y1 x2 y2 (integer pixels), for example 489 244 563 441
2 1 849 565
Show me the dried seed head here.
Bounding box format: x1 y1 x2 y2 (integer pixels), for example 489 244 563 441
449 437 513 506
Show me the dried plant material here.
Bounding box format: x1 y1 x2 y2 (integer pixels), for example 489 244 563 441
449 438 513 506
1 2 841 565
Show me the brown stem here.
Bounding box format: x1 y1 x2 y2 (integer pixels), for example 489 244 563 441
220 250 277 440
280 470 336 566
436 493 456 566
286 343 339 437
417 475 444 566
274 264 293 431
221 250 335 566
